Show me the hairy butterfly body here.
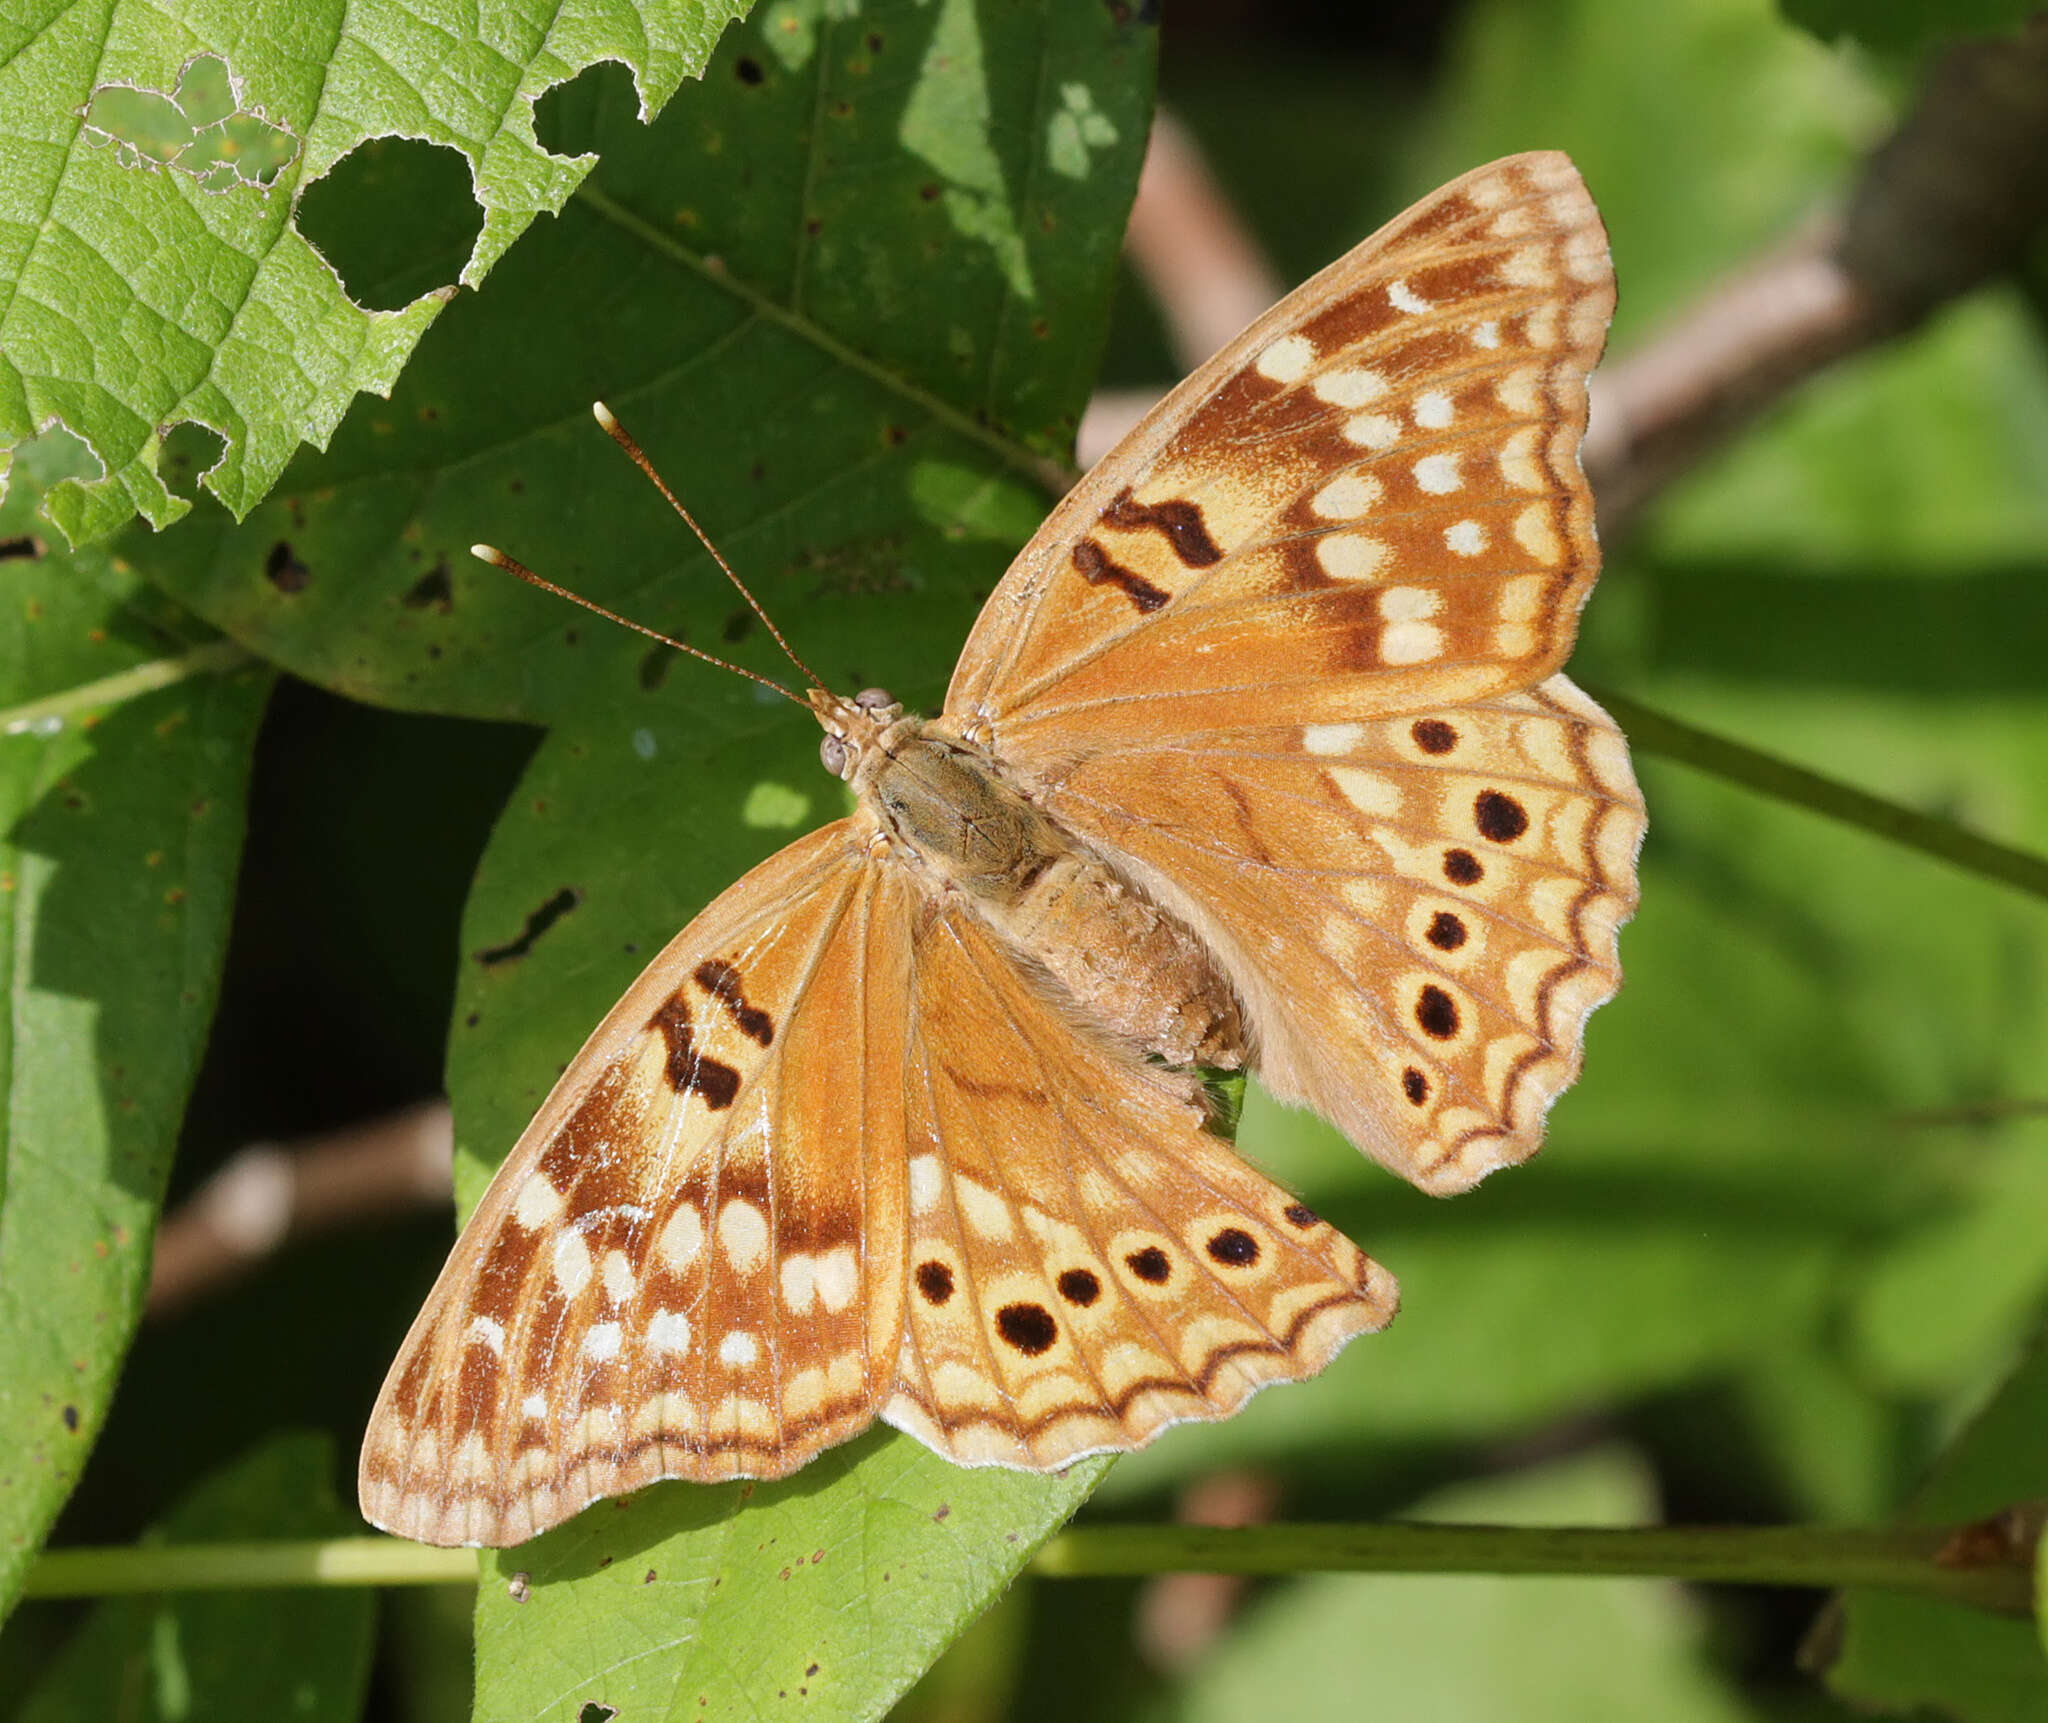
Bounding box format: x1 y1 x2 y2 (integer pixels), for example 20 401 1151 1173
361 151 1644 1547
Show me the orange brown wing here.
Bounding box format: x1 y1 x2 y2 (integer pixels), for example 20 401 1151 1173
943 151 1613 759
882 895 1395 1465
359 819 914 1547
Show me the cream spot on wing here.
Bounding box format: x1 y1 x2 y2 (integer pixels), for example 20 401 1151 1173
953 1174 1016 1239
1413 390 1453 429
718 1198 769 1272
1330 768 1402 816
1303 722 1364 756
1496 366 1543 416
719 1330 760 1368
1312 368 1387 407
452 1433 490 1483
1525 301 1562 348
815 1246 859 1313
1254 333 1316 383
1382 620 1446 664
1379 585 1443 623
1413 453 1462 494
551 1229 593 1297
572 1405 620 1446
1513 502 1563 564
1500 245 1550 287
520 1392 548 1421
1342 412 1401 449
782 1367 828 1421
1495 623 1536 656
514 1174 565 1231
1316 534 1389 581
1310 473 1382 519
1498 573 1547 621
646 1309 692 1353
1388 278 1431 314
780 1252 817 1314
909 1154 943 1216
1472 318 1501 349
583 1321 623 1361
1444 519 1487 557
656 1205 704 1272
465 1314 506 1354
1498 426 1545 492
601 1248 636 1305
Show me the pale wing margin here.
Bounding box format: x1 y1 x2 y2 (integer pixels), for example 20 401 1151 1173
360 818 915 1547
882 896 1396 1468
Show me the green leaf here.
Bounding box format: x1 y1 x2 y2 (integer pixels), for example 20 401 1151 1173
1162 1450 1753 1723
1779 0 2043 57
0 440 269 1620
126 0 1153 1710
0 0 753 547
1822 1323 2048 1719
17 1434 374 1723
475 1437 1107 1722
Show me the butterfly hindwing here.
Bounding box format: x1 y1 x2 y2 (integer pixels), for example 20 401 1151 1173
945 151 1613 757
359 820 913 1547
1033 676 1644 1193
883 896 1396 1467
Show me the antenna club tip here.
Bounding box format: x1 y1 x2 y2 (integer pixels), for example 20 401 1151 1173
591 402 619 430
470 543 503 564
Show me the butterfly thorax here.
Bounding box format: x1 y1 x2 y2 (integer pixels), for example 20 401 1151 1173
811 689 1247 1070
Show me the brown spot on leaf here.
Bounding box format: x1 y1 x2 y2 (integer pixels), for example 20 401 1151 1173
475 888 581 965
264 540 311 592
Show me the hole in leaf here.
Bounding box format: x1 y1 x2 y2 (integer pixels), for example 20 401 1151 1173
296 137 481 311
85 55 297 190
532 60 640 161
578 1706 618 1723
475 888 582 966
159 422 226 504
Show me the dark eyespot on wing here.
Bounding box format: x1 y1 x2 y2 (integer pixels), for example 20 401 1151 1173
1206 1227 1260 1266
1102 487 1224 568
693 958 775 1046
1443 848 1483 886
1426 911 1467 950
1056 1268 1101 1306
1283 1203 1320 1229
915 1260 955 1305
1402 1067 1429 1105
1412 719 1458 755
1416 985 1460 1041
1125 1246 1171 1284
1072 538 1170 613
995 1302 1058 1355
647 995 742 1108
1474 790 1530 843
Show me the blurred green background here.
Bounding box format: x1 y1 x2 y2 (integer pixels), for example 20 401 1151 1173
4 0 2046 1718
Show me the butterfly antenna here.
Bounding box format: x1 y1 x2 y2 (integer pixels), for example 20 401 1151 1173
592 402 829 694
469 545 804 707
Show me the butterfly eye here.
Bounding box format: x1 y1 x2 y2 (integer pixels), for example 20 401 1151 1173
854 688 898 712
819 734 850 776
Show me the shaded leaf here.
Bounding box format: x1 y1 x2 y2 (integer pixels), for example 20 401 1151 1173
17 1434 373 1723
0 441 269 1618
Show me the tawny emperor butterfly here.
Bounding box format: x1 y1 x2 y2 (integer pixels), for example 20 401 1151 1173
360 152 1644 1547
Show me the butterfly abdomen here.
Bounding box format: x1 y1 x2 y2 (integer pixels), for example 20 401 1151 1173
863 726 1247 1071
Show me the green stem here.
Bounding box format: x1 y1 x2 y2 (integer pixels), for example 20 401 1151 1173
0 640 251 735
22 1521 2034 1617
24 1537 477 1597
575 185 1077 499
1590 686 2048 906
1032 1522 2036 1616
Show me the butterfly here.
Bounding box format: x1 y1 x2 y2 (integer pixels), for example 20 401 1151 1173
359 151 1645 1547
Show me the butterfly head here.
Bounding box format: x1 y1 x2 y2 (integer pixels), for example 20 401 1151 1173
809 686 906 782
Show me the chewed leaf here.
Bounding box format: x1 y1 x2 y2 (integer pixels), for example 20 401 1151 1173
0 1 753 547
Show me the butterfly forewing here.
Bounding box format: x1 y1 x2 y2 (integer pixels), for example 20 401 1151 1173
944 152 1613 755
360 821 912 1546
884 897 1395 1467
